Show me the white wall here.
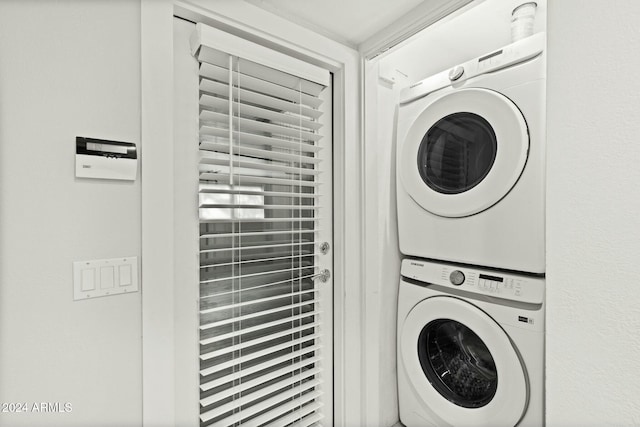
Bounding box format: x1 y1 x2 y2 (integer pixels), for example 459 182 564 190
546 1 640 425
0 1 142 426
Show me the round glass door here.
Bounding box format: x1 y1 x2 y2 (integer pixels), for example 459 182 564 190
418 319 497 408
417 113 497 195
399 88 529 217
400 296 528 426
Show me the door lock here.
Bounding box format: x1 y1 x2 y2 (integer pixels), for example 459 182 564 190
319 241 331 255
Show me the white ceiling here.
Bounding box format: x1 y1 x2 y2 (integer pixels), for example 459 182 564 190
243 0 427 47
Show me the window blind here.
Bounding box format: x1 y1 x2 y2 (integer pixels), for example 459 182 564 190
192 24 330 427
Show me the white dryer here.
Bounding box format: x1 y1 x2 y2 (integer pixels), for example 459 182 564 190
397 258 544 427
396 33 546 273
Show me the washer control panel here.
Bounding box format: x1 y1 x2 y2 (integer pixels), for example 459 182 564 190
401 259 544 305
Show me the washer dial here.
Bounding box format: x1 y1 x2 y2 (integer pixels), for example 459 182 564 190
449 270 466 286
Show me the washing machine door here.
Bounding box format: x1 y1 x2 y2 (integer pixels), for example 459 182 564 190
400 296 527 427
399 88 528 217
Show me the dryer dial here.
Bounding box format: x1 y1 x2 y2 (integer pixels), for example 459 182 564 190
449 270 466 286
448 66 465 81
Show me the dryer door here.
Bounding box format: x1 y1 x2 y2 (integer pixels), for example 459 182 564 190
400 296 527 427
399 88 528 217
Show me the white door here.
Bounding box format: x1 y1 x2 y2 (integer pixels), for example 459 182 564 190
174 18 334 427
398 88 529 217
400 296 527 427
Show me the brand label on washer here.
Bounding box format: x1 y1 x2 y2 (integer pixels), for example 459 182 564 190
518 316 534 324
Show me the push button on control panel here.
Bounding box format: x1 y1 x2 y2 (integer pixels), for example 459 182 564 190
449 270 465 286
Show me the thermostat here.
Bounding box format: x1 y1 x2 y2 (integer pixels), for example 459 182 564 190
75 136 137 181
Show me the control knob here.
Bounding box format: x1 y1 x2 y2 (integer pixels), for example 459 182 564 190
448 66 465 81
449 270 465 286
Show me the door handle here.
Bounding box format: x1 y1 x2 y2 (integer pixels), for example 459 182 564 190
313 269 331 283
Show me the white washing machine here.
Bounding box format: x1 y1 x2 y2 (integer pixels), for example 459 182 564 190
396 33 546 273
397 258 544 427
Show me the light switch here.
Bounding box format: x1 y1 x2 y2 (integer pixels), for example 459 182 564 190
100 266 114 289
119 265 132 286
81 269 96 291
73 256 139 300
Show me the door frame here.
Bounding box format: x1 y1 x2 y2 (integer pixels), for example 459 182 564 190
141 1 363 426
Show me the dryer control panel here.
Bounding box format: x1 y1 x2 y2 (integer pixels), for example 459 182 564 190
401 259 544 305
400 32 545 105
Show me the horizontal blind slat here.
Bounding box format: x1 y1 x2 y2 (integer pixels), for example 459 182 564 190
199 339 320 392
200 363 321 410
199 125 321 153
200 292 317 326
199 187 322 199
201 256 316 270
200 78 322 119
201 229 318 239
199 203 317 210
199 155 320 177
200 367 321 419
199 218 320 225
201 274 317 303
200 241 315 256
201 258 313 279
198 62 323 109
200 110 322 142
200 173 319 188
200 216 322 224
200 94 322 130
200 327 321 361
298 414 324 427
200 263 314 285
200 289 318 314
199 139 320 165
237 57 325 97
200 342 321 380
269 403 323 427
199 311 320 346
204 383 322 426
194 40 327 92
236 388 322 427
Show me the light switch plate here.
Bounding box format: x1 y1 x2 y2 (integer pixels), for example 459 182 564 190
73 257 139 300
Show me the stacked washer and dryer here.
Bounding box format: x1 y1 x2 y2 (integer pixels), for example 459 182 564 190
395 27 547 427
